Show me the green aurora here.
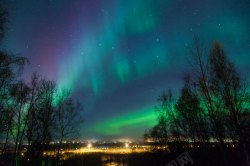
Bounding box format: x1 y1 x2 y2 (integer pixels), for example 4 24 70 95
4 0 250 139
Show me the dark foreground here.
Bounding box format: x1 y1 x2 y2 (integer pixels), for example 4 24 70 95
1 148 245 166
61 149 244 166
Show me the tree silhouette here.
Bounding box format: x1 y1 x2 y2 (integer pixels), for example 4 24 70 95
175 74 210 147
0 3 28 158
0 3 84 165
147 38 250 165
10 81 30 163
209 42 250 165
54 96 82 165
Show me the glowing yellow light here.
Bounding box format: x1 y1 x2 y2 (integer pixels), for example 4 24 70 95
87 143 92 148
125 143 129 148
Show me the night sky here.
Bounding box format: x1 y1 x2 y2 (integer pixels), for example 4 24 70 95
2 0 250 140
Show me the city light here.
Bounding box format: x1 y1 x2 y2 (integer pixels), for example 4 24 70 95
125 143 129 148
87 143 92 148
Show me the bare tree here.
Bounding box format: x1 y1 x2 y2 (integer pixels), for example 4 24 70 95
147 115 168 149
149 89 184 151
23 78 57 161
54 96 82 165
175 74 210 147
190 38 227 148
22 73 42 162
0 4 28 162
209 42 250 165
36 79 56 156
160 90 182 144
9 81 30 163
146 37 250 164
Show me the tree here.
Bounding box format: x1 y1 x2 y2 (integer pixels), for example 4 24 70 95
147 38 250 165
0 3 28 157
0 52 28 137
184 39 249 164
209 42 250 165
145 89 184 151
190 38 227 149
0 2 83 165
23 73 41 161
175 75 210 147
149 115 168 148
54 96 82 165
36 79 56 156
10 81 30 163
159 90 182 144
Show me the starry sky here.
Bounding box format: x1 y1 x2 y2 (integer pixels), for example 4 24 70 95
2 0 250 140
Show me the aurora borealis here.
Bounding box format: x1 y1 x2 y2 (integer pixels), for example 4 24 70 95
3 0 250 140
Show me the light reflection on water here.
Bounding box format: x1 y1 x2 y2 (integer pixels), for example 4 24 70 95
102 155 128 166
102 162 126 166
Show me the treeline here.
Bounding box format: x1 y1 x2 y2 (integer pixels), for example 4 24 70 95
0 4 82 165
145 38 250 165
